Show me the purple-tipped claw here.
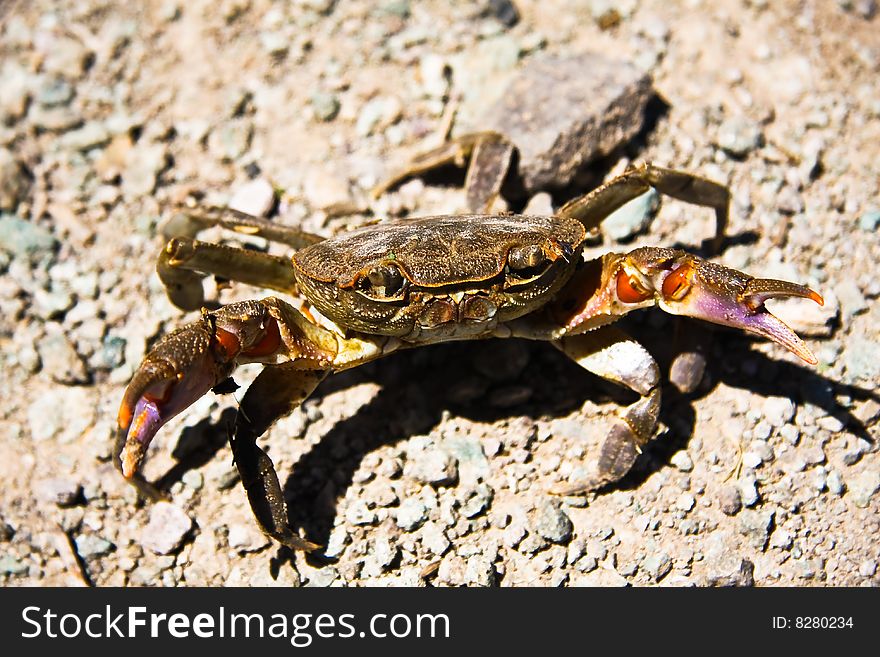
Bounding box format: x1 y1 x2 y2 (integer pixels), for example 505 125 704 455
115 318 231 479
625 248 823 365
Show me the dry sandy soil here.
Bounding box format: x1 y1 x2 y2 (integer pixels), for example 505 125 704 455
1 0 878 587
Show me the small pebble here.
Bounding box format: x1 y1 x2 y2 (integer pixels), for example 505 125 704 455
642 552 672 581
717 116 762 157
141 502 194 555
35 478 82 507
848 470 880 508
229 177 276 217
0 555 28 576
675 493 695 512
670 450 694 472
310 92 340 122
857 209 880 231
0 215 59 260
531 500 573 543
738 509 774 550
396 497 428 531
74 533 114 559
718 485 742 515
405 448 458 486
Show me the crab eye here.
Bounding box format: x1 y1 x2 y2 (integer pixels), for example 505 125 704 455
616 270 652 303
509 244 546 271
661 264 693 301
359 263 406 299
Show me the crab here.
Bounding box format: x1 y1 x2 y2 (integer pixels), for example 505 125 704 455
115 163 823 551
371 53 655 213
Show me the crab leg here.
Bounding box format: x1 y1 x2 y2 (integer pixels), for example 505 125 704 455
158 237 300 310
231 364 328 551
551 326 662 494
558 163 731 252
116 296 393 549
161 206 323 250
370 132 487 199
371 131 516 213
463 133 515 212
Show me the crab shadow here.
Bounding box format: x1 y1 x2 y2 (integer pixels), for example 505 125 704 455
262 312 875 566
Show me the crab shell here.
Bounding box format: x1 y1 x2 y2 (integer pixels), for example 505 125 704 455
292 214 587 341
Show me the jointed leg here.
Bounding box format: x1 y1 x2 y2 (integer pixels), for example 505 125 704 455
371 131 515 213
558 163 731 252
162 206 323 250
158 238 299 310
551 326 661 494
116 296 393 550
231 364 328 551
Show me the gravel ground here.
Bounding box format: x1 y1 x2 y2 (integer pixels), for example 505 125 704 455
1 0 878 587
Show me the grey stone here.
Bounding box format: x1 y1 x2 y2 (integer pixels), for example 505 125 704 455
0 554 27 576
344 500 377 525
35 478 82 507
0 149 29 211
181 471 203 491
739 477 760 507
97 335 126 369
670 450 694 472
0 215 58 260
669 351 707 393
0 64 30 122
304 567 338 587
827 470 845 496
41 36 92 78
29 105 84 132
848 470 880 508
395 497 428 531
141 502 194 555
464 554 497 586
460 484 494 518
363 536 397 576
227 523 270 552
737 509 774 550
675 492 696 512
59 121 111 152
704 551 755 587
229 177 276 217
762 396 796 427
356 96 402 137
604 188 659 241
208 119 253 161
531 500 573 543
420 521 450 556
74 533 114 559
37 333 88 384
122 143 167 198
311 93 341 122
857 209 880 231
718 485 742 515
406 448 458 486
642 552 672 581
34 77 73 107
717 116 762 157
843 337 880 382
858 560 877 577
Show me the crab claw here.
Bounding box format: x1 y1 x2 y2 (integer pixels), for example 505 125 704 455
115 300 283 481
625 247 823 365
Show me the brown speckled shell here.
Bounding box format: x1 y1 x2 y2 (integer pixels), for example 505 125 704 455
292 214 586 288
